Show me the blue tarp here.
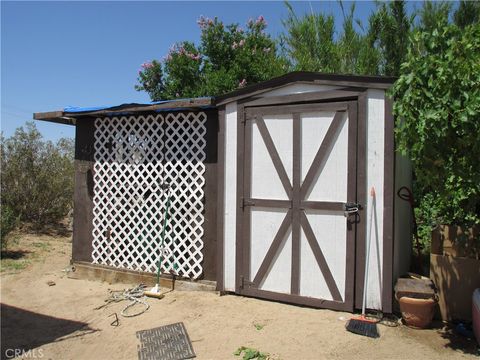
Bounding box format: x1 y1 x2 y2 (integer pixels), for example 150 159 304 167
63 97 213 114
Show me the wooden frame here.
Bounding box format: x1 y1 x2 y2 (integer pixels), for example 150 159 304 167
235 103 246 292
236 99 360 312
216 106 226 291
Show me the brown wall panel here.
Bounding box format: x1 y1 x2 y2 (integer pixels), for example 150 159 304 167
200 110 219 280
72 118 95 262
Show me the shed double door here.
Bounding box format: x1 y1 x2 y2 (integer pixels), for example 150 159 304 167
237 101 359 311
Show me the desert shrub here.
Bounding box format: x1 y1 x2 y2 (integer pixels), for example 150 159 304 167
1 204 17 248
1 122 74 228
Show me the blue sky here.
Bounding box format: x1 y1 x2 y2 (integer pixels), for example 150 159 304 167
1 1 419 141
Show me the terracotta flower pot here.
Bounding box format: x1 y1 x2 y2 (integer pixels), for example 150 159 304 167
397 296 436 329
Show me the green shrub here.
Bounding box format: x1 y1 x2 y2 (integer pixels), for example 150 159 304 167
1 122 74 228
392 23 480 248
1 204 17 248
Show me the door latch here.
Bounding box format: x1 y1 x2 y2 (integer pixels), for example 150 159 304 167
344 202 361 217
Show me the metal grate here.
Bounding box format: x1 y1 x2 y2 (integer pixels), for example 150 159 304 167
136 322 195 360
91 112 206 279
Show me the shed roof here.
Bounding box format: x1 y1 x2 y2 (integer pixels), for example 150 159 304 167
33 72 395 125
215 71 396 105
33 97 214 125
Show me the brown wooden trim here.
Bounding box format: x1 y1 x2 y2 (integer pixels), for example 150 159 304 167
34 114 76 125
71 261 216 291
240 287 352 312
291 113 301 295
201 110 219 280
242 115 253 287
72 118 95 263
300 212 342 301
235 104 246 292
253 115 293 198
355 92 368 309
300 201 344 211
215 71 396 105
248 198 292 208
33 110 66 120
252 210 292 286
345 101 358 311
383 96 395 313
246 102 349 116
243 89 361 108
216 107 226 291
300 111 346 199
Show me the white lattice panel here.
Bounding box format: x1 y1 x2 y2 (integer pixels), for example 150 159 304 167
91 112 207 279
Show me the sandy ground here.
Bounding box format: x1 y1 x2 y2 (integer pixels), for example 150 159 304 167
1 231 478 360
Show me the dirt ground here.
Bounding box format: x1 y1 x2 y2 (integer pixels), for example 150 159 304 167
1 231 478 360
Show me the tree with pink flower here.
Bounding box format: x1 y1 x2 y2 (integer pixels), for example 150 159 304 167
135 15 287 100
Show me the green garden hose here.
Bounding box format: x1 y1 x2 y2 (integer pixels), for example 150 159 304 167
155 184 171 286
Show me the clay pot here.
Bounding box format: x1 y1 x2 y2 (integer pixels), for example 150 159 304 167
398 296 436 329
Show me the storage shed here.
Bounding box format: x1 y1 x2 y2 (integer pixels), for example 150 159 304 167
34 72 412 313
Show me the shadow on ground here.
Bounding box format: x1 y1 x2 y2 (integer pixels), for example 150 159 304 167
438 323 480 356
1 303 97 359
0 250 30 260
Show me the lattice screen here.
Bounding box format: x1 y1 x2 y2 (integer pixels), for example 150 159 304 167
91 112 206 279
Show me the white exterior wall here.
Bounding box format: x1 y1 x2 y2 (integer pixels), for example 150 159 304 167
365 89 386 309
223 101 238 291
221 84 401 311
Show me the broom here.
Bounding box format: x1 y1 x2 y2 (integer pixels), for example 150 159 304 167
346 187 379 338
145 183 172 299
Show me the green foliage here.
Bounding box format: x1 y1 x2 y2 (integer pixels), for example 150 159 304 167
134 60 164 101
136 16 287 100
1 258 30 272
368 0 414 76
454 1 480 28
337 2 381 75
1 204 17 248
1 122 75 227
417 1 452 33
392 23 480 230
253 322 265 331
281 2 338 72
234 346 269 360
281 1 380 75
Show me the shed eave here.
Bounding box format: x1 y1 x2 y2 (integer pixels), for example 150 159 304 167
215 71 396 106
33 97 214 125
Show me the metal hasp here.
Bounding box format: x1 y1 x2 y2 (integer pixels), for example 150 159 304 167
344 202 361 217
